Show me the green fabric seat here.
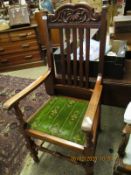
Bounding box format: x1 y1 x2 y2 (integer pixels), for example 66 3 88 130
29 96 88 145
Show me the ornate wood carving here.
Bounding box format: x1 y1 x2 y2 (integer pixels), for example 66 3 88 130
48 4 101 23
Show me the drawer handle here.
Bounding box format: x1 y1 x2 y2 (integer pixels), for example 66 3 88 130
18 33 27 38
0 48 5 52
21 44 30 48
0 59 9 64
24 55 33 59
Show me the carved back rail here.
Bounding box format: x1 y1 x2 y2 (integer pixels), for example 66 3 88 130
44 3 107 89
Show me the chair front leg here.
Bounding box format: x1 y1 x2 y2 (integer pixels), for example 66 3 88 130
98 103 102 132
13 104 39 162
83 133 94 175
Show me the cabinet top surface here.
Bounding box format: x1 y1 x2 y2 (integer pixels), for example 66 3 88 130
0 24 37 34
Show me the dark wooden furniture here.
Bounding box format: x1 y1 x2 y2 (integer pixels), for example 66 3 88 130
0 24 44 72
102 59 131 107
3 3 107 175
104 31 131 107
124 0 131 15
35 11 60 49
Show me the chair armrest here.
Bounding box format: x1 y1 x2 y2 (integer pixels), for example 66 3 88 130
118 133 129 158
3 69 51 110
124 102 131 124
81 74 102 132
123 124 131 134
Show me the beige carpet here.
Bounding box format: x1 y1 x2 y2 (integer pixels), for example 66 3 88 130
0 66 48 79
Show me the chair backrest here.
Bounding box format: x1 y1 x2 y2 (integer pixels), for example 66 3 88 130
37 3 107 98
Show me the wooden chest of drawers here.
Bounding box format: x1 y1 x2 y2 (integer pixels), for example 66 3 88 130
0 25 44 72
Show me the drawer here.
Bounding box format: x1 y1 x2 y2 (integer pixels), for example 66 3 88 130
0 51 41 66
0 40 39 55
9 29 36 41
0 33 10 42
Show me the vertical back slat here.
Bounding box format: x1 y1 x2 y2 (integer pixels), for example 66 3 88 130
73 28 77 86
99 8 107 77
48 28 55 74
65 28 71 85
85 28 90 88
59 28 66 84
79 28 84 87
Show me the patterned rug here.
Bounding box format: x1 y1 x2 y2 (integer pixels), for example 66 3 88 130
0 75 49 175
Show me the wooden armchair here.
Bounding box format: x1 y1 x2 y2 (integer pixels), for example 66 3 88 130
3 3 107 175
114 102 131 175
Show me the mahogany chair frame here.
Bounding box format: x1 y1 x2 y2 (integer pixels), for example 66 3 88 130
113 124 131 175
3 3 108 175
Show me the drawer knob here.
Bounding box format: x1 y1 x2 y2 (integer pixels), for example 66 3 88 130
24 55 33 59
21 44 30 48
0 48 5 52
18 33 27 38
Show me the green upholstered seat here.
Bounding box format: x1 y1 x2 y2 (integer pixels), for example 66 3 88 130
29 96 88 145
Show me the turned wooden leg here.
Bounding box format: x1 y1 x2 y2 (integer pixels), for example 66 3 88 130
25 136 39 163
98 104 102 132
83 133 95 175
14 104 39 162
82 161 94 175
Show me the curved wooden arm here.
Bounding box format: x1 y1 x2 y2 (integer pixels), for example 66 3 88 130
123 124 131 134
118 133 129 158
81 74 102 132
3 69 51 110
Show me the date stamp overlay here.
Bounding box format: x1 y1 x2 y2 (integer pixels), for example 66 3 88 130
71 155 120 163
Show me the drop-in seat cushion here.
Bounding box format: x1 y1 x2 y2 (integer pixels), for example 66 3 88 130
29 96 89 145
123 134 131 165
124 102 131 124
